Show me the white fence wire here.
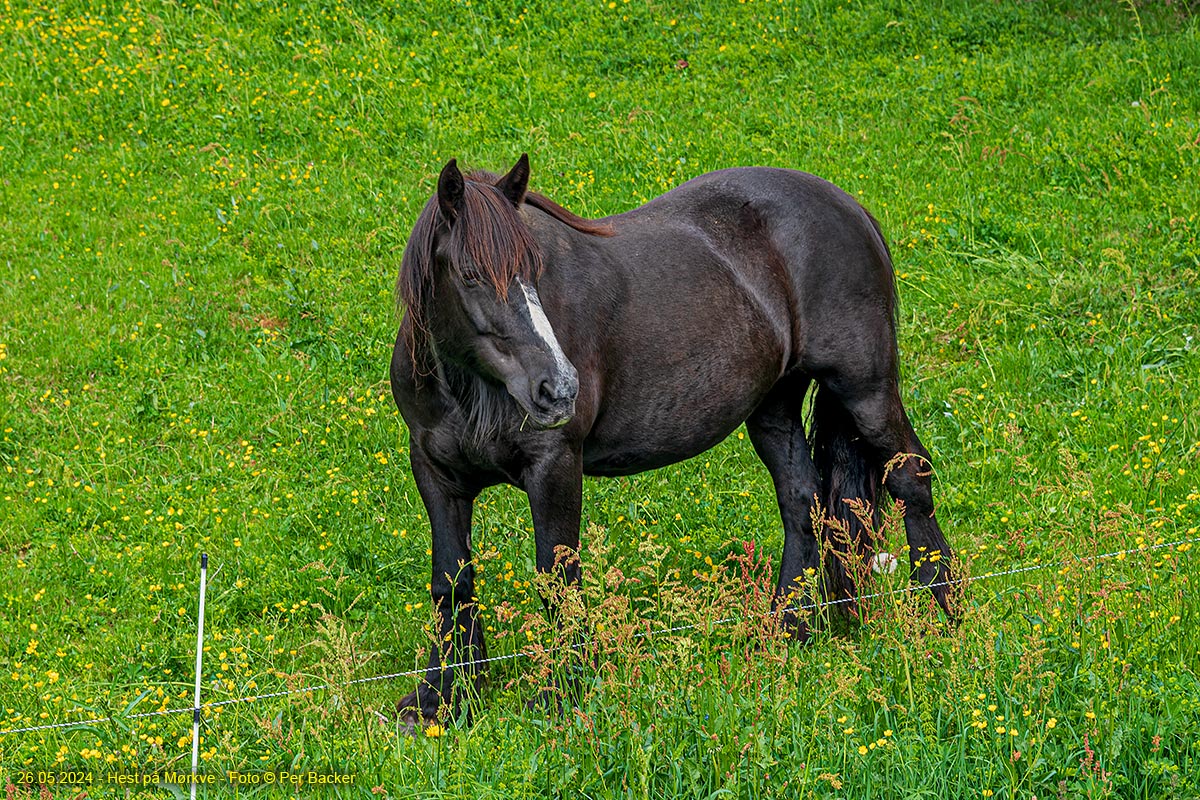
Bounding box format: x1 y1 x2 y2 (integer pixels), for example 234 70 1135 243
1 534 1196 738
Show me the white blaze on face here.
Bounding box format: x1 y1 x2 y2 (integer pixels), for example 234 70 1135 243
516 278 572 377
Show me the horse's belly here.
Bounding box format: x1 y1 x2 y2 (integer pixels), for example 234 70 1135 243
580 365 775 477
581 431 734 476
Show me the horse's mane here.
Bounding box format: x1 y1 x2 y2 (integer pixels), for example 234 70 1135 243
396 168 613 343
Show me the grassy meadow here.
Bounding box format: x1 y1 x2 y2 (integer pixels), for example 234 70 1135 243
1 0 1199 796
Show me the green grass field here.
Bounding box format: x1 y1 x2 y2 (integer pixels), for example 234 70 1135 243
1 0 1199 796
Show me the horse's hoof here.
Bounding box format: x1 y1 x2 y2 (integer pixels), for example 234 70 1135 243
396 691 439 736
789 625 813 645
928 572 958 621
396 707 439 737
938 597 962 629
773 608 812 645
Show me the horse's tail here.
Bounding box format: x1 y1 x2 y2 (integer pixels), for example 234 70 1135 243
809 386 883 605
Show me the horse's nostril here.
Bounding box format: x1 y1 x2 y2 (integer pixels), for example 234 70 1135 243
535 377 576 412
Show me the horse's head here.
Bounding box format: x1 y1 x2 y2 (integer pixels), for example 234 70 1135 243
408 154 578 430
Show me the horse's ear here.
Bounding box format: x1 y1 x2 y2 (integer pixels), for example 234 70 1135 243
496 153 530 207
437 158 465 221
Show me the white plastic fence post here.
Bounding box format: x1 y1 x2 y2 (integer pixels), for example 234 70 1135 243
190 552 208 800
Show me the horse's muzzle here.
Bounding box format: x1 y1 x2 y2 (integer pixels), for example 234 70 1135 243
525 400 575 430
538 411 574 430
529 372 578 429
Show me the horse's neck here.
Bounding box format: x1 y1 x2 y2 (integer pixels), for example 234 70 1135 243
436 355 476 405
434 351 514 441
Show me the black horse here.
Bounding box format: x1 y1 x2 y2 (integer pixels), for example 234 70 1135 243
390 154 954 723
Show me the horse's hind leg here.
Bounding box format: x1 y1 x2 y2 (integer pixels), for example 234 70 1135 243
839 385 955 616
746 376 821 640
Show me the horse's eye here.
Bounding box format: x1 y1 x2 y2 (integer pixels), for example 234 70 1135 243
461 271 482 286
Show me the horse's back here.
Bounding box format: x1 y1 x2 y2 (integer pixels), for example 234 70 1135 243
619 167 869 227
608 167 898 379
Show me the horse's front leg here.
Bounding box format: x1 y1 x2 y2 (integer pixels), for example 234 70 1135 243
397 447 484 728
524 447 584 708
